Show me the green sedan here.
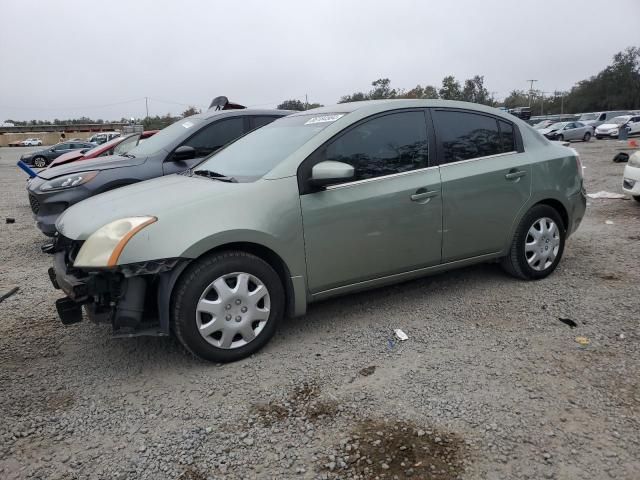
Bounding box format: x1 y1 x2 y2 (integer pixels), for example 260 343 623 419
50 100 586 362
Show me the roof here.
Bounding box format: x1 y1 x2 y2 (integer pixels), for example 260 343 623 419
290 99 518 118
193 108 293 120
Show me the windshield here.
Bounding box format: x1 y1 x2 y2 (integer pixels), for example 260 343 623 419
548 122 567 130
195 114 342 180
609 116 630 125
127 117 205 156
579 113 597 121
82 135 130 156
533 121 550 129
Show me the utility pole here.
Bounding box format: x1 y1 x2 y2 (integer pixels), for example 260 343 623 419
145 97 149 120
305 94 308 110
526 80 538 107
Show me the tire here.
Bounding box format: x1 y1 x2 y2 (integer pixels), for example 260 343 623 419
583 132 591 142
33 156 47 168
172 250 285 363
556 134 564 142
501 205 566 280
634 196 640 203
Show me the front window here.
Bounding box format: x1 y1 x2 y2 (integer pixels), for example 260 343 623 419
195 114 339 180
323 111 428 181
127 117 205 156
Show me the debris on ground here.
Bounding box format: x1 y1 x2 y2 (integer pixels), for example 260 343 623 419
557 317 578 328
359 365 377 376
394 328 409 341
605 220 614 225
0 286 19 303
5 217 15 224
587 191 628 199
575 336 591 346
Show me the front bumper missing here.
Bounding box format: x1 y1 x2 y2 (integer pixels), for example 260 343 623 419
49 245 183 336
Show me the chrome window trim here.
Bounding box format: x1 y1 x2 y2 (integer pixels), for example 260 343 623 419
325 165 439 190
439 150 518 168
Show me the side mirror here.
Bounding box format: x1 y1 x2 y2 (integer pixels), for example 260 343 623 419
310 160 355 187
172 145 196 161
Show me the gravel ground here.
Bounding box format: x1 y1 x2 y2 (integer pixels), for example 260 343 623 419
0 140 639 480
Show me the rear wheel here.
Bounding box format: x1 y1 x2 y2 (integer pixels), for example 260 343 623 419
33 156 47 168
583 132 591 142
172 251 284 362
501 205 565 280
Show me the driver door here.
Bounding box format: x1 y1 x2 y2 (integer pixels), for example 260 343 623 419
162 117 247 175
300 110 442 293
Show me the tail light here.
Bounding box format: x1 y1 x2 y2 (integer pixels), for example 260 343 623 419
569 147 583 180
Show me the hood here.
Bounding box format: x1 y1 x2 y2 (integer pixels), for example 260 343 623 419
56 173 252 240
596 123 618 130
37 154 146 180
48 150 84 168
538 128 555 135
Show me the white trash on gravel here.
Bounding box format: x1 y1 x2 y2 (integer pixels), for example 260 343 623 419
394 328 409 341
587 191 628 199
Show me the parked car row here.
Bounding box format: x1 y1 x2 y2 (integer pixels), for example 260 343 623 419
8 137 43 147
531 110 640 141
537 121 593 142
32 99 587 363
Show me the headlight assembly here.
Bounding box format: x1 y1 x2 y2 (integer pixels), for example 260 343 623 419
74 216 157 268
39 171 98 191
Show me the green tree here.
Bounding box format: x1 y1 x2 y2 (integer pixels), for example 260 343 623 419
439 75 462 100
369 78 396 99
181 106 200 117
277 99 323 110
461 75 493 105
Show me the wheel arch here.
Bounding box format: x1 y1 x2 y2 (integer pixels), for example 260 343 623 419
166 241 298 322
535 198 569 230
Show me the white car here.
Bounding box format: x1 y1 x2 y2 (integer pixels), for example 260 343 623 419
19 138 43 146
622 151 640 202
595 115 640 139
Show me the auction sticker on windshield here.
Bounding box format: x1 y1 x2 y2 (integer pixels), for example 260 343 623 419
182 121 195 129
304 114 344 125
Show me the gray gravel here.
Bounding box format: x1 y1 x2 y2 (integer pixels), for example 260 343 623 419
1 140 639 479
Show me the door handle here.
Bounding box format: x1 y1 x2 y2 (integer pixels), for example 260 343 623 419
505 170 526 180
410 189 438 202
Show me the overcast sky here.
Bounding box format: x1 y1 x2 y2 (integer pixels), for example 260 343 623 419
1 0 639 121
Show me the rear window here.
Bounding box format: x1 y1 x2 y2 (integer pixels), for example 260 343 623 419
434 110 506 164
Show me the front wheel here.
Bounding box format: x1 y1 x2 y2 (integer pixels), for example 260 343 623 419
501 205 566 280
583 132 591 142
556 134 564 142
33 156 47 168
172 251 284 362
634 195 640 203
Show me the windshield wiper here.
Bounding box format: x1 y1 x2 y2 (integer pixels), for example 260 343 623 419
193 169 237 183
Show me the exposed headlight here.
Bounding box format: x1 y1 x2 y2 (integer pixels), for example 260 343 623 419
629 152 640 168
40 171 98 191
74 216 157 268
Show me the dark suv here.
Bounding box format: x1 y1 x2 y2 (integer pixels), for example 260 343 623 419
27 107 291 236
21 141 96 168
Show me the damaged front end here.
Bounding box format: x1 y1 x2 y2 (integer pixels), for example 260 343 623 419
48 236 187 337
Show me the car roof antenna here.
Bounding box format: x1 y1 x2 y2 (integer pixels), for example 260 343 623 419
209 96 246 111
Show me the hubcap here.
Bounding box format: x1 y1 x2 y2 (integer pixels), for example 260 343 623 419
35 158 45 167
525 217 560 271
195 272 270 350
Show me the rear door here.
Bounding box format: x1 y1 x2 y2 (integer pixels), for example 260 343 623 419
163 117 247 174
299 109 442 293
433 109 532 262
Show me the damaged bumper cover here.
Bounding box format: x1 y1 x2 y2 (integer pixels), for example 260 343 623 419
50 237 187 336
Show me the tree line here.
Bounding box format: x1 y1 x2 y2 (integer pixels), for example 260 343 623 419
5 46 638 125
